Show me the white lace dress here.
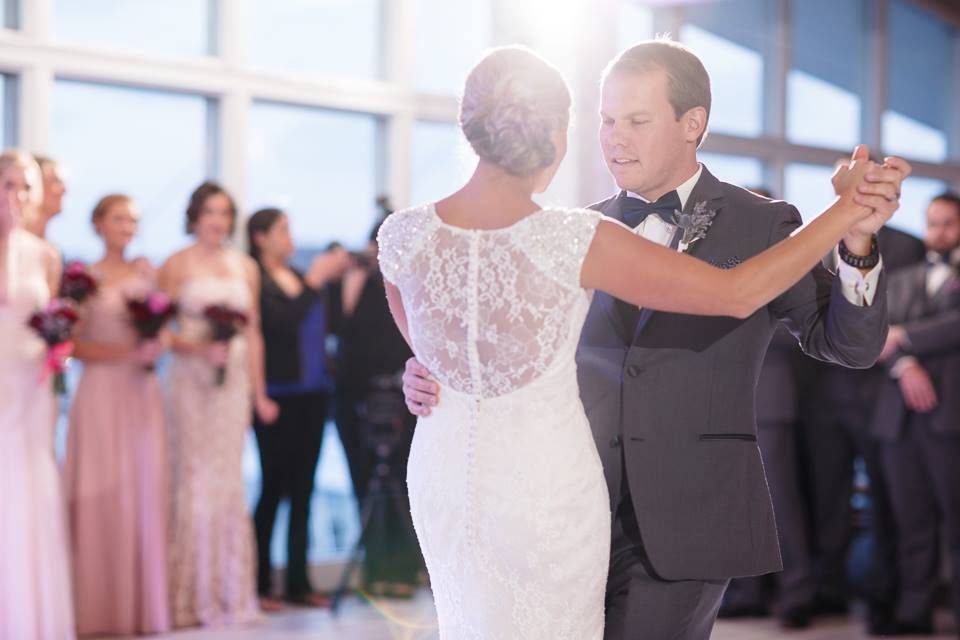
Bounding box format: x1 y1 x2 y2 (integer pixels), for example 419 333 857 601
378 204 611 640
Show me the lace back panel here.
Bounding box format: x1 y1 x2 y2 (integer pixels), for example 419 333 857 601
378 204 601 398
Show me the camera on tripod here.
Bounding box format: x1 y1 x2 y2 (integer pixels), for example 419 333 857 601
355 372 407 456
332 371 419 611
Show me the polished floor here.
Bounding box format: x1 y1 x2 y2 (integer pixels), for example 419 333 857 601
133 592 956 640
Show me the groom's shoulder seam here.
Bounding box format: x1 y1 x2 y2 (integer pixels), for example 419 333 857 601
719 181 797 219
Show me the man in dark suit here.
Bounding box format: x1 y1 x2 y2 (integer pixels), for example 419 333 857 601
872 193 960 635
401 40 910 639
802 223 926 634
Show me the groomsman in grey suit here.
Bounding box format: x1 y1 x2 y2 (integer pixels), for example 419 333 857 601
401 40 911 639
802 223 926 635
872 193 960 636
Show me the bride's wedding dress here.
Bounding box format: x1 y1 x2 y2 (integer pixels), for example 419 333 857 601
378 203 610 640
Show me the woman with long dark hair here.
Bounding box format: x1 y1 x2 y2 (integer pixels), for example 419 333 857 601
247 208 351 609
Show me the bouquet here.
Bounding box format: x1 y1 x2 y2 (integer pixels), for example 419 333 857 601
126 291 177 372
27 299 79 395
59 261 98 303
203 304 248 387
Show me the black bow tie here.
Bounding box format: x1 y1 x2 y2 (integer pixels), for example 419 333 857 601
619 191 683 229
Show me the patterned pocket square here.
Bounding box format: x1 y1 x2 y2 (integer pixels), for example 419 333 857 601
707 256 743 270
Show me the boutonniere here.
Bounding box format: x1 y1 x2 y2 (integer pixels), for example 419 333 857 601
671 201 717 251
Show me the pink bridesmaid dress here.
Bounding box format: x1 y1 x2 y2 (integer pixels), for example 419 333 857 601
64 269 170 635
0 229 75 640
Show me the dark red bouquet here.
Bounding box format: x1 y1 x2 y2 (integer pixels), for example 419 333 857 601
127 291 177 371
59 261 98 304
203 304 248 387
27 299 80 394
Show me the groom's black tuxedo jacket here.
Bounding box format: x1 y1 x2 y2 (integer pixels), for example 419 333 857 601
576 166 889 581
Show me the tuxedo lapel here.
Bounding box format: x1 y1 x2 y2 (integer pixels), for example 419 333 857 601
632 167 725 344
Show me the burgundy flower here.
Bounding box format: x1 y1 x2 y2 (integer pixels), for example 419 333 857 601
59 262 99 304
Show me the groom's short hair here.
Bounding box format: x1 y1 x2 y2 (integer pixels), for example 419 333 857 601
604 38 712 145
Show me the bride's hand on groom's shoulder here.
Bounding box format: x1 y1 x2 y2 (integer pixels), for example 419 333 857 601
403 357 439 417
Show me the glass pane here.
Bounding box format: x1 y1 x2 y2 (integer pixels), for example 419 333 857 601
48 81 208 263
245 0 382 80
246 102 380 255
784 163 836 224
892 175 947 238
787 0 864 149
618 3 654 52
698 152 764 190
680 0 766 138
0 75 7 149
410 120 472 205
412 0 492 95
53 0 209 57
1 0 15 29
884 0 953 162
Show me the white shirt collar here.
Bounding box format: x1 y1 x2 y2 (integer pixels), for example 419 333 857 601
626 163 704 210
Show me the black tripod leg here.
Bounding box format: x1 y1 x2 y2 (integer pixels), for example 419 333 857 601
331 483 380 614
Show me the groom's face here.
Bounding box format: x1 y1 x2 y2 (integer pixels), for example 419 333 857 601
599 69 690 197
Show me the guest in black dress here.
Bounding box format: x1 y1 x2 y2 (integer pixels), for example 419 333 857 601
247 208 352 609
332 210 423 597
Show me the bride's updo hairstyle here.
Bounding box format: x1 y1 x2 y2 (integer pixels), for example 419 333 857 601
459 46 571 177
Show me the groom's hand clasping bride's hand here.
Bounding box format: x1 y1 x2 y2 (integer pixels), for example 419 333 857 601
832 144 912 260
403 357 439 417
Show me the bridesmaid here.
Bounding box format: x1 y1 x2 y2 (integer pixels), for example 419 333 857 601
65 194 170 636
159 181 278 628
0 149 74 639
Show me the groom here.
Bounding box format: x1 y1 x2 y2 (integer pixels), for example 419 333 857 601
402 40 909 639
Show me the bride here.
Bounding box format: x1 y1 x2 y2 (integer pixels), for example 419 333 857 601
376 47 889 639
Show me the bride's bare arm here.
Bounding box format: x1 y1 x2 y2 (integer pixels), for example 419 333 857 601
581 160 884 318
385 282 414 351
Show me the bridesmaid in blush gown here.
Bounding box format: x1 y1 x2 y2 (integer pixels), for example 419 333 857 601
0 150 74 640
159 182 279 628
65 194 170 635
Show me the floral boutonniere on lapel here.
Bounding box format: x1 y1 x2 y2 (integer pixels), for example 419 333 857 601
671 201 717 252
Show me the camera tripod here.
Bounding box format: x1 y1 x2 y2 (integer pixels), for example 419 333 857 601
331 377 420 613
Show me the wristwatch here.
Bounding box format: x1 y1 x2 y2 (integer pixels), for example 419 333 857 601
839 235 880 270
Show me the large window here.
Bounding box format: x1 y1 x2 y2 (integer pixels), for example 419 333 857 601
784 163 836 223
787 0 863 150
0 74 11 149
410 120 471 205
1 0 14 29
618 3 654 53
883 0 953 162
246 102 381 252
893 175 947 238
53 0 211 57
681 0 766 138
48 81 209 263
412 0 493 95
699 153 764 190
245 0 383 80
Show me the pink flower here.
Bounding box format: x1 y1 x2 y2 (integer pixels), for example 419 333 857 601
147 291 172 315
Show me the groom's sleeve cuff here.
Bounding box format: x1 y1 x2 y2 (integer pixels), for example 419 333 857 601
836 250 883 307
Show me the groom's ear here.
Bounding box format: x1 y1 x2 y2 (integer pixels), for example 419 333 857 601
681 106 709 146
